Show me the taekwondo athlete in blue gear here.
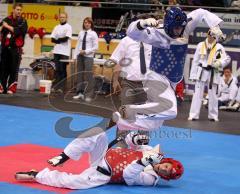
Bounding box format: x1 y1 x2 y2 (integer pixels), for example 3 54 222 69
111 7 224 132
151 7 188 83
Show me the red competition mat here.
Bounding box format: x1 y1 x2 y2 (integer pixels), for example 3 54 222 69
0 144 90 194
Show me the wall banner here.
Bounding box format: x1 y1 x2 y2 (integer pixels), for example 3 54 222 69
8 4 64 33
189 27 240 48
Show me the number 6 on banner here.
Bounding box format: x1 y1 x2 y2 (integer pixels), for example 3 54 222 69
40 13 45 20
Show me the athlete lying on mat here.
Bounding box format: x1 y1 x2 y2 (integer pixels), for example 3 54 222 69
15 131 183 189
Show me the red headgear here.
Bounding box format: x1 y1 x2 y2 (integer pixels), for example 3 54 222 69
37 28 46 39
28 26 37 39
158 158 184 180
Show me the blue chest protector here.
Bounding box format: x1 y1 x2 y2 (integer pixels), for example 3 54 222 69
149 44 188 83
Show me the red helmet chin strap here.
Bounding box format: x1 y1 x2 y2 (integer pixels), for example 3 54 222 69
158 158 184 180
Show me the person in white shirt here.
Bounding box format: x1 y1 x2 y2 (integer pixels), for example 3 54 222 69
218 66 238 107
111 7 224 132
73 17 98 102
188 31 230 122
15 131 183 189
226 85 240 111
51 12 72 92
109 36 152 147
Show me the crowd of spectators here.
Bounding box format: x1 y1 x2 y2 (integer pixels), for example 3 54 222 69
1 0 239 8
231 0 240 7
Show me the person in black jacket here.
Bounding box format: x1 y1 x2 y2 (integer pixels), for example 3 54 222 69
0 16 2 70
0 3 28 94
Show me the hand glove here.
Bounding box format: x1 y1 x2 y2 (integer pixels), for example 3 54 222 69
218 33 226 42
209 26 225 42
212 60 221 69
140 153 164 166
139 18 158 28
47 152 69 167
104 59 117 68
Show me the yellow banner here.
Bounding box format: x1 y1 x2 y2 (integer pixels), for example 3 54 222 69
8 4 65 33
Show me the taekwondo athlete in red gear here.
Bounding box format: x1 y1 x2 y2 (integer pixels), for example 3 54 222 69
15 131 183 189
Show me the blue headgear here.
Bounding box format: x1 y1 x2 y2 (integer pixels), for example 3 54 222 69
164 7 187 38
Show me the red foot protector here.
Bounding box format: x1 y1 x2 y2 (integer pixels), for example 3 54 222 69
0 144 90 193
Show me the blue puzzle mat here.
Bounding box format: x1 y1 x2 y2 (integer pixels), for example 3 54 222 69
0 104 239 194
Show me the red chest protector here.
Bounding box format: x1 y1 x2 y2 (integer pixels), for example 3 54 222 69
105 148 143 184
